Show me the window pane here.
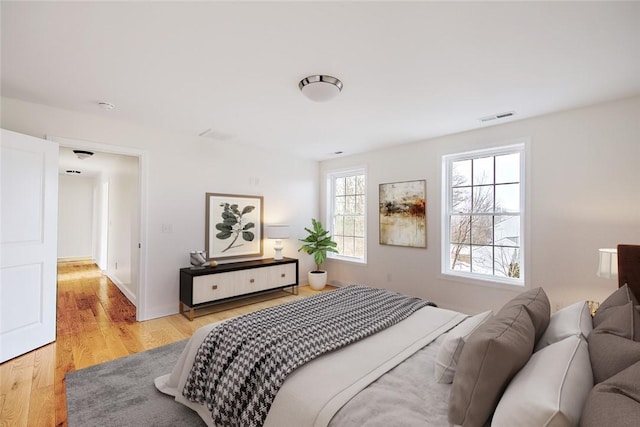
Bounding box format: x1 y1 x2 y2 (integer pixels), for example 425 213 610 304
343 216 355 237
452 160 471 187
343 237 355 257
354 216 365 237
471 215 493 245
450 244 470 272
356 175 365 194
495 246 521 278
452 187 471 212
471 245 493 274
335 177 345 196
345 195 356 214
472 186 494 213
473 157 494 185
345 176 356 195
496 153 520 184
334 235 344 254
334 196 345 215
495 184 519 213
494 216 519 247
450 215 471 244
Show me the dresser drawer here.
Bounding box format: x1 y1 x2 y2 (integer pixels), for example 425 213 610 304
193 271 237 304
268 263 297 287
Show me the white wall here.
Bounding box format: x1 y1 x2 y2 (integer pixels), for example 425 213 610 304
57 174 95 259
93 154 139 303
320 96 640 314
1 97 319 320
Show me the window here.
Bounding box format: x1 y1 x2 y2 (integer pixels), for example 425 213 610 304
327 168 366 263
442 144 525 285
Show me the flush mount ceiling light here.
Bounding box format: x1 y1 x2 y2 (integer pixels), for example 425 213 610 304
298 75 343 102
73 149 94 160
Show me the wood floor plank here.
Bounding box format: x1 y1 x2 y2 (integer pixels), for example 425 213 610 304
0 355 34 427
0 260 332 426
27 384 55 427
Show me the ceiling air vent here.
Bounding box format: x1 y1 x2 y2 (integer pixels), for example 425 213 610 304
66 170 81 174
479 111 516 123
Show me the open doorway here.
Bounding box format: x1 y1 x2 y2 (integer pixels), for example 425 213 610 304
52 136 147 320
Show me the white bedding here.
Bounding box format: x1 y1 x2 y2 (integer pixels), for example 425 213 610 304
329 333 452 426
155 305 466 427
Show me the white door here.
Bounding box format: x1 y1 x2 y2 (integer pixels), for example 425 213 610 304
0 129 58 363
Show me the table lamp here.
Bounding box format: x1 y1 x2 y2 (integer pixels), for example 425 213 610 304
266 225 290 260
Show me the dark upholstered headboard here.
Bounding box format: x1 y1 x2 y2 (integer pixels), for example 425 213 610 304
618 244 640 302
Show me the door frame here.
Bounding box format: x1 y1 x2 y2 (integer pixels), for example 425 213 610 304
48 136 148 321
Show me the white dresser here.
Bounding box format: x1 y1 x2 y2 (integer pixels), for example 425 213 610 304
179 257 298 320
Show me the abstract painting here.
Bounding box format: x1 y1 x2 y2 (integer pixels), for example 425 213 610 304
379 180 426 248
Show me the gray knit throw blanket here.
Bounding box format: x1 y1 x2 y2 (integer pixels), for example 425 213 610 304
182 285 434 427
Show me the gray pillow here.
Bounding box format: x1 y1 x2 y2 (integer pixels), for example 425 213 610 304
588 331 640 383
593 284 635 327
499 287 550 342
580 360 640 427
449 304 535 427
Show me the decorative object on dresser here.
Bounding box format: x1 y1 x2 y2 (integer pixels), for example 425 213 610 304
205 192 264 260
266 224 290 260
189 250 208 269
379 179 427 248
179 257 298 321
298 218 338 290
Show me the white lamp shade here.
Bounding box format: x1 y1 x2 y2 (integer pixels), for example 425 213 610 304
266 225 290 239
597 248 618 278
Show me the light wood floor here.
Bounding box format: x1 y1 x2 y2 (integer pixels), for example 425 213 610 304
0 260 331 427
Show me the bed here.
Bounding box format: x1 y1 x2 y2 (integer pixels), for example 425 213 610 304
156 248 640 427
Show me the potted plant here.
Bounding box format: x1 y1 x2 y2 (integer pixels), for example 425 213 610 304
298 219 338 290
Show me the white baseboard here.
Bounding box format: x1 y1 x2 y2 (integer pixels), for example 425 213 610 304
105 272 137 307
139 304 181 321
57 256 94 262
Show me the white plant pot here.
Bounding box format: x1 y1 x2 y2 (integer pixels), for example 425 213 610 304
308 271 328 290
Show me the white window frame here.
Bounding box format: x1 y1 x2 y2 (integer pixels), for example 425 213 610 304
326 167 367 264
441 142 527 287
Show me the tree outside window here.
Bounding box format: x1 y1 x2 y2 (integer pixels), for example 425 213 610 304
445 146 524 283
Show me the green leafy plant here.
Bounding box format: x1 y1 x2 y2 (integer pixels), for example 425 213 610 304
298 219 338 272
215 203 256 253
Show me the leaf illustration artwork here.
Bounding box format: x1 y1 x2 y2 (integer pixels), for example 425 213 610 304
215 203 256 253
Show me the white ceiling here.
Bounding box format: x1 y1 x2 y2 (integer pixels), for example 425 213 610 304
2 2 639 160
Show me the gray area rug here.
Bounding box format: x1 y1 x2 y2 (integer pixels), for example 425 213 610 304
66 340 206 427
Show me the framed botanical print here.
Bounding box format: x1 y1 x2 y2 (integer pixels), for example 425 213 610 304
205 193 264 260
